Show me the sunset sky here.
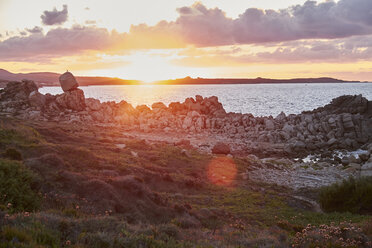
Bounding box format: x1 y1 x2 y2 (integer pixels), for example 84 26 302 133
1 0 372 81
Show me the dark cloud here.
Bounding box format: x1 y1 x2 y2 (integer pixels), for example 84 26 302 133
41 5 68 26
0 26 125 61
26 26 43 34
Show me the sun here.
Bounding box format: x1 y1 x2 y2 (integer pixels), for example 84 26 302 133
81 51 214 83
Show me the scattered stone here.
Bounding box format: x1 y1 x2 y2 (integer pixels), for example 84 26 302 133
115 144 126 149
212 142 231 155
361 162 372 177
181 149 191 157
359 153 370 162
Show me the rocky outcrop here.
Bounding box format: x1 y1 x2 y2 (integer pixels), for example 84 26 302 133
0 80 371 158
55 89 85 111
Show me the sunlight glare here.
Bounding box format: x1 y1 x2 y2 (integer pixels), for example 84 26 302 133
207 156 237 186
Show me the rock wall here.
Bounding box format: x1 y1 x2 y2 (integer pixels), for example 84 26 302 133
1 80 371 157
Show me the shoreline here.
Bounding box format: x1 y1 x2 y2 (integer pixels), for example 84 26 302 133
37 80 369 87
1 80 371 159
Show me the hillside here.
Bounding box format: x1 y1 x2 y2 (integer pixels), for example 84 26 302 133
0 69 140 87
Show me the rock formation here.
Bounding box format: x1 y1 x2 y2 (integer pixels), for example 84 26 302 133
0 80 371 162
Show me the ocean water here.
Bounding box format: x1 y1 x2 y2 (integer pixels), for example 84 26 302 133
39 83 372 117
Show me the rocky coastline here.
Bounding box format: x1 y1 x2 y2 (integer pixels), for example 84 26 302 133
1 79 372 189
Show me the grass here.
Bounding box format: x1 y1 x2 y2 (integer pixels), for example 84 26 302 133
319 176 372 214
0 120 44 146
0 222 60 248
0 158 41 213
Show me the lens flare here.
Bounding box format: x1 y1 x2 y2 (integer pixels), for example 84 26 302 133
207 156 237 186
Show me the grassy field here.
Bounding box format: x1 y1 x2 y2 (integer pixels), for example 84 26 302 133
0 117 371 247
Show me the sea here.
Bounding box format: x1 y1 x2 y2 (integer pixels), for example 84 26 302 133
39 83 372 117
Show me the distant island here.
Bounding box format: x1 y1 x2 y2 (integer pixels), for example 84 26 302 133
154 76 360 85
0 68 362 87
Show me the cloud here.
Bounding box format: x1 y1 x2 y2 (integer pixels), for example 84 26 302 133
41 5 68 26
2 0 372 63
172 35 372 67
131 0 372 46
0 23 188 62
0 26 125 61
85 20 96 25
26 26 43 34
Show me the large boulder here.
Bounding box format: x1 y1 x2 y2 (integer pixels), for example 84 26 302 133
55 89 86 111
316 95 368 114
59 71 79 92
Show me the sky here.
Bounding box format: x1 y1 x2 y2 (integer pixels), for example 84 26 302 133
1 0 372 82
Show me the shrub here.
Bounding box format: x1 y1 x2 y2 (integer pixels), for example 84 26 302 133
0 159 41 212
319 176 372 214
3 148 22 161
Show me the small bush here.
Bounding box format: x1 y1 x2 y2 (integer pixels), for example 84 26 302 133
319 176 372 214
0 159 41 212
3 148 22 160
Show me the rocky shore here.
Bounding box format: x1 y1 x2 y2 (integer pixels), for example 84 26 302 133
1 79 372 188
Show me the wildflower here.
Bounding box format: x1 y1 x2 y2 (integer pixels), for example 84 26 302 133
6 203 12 208
65 240 71 246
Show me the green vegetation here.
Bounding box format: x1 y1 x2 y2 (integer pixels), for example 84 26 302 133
0 122 44 146
319 176 372 214
0 118 371 247
0 159 41 213
3 147 22 160
0 222 60 248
